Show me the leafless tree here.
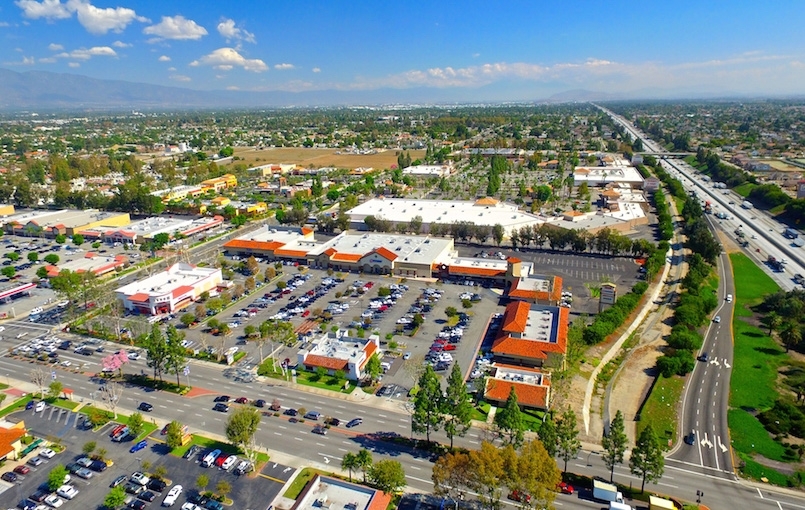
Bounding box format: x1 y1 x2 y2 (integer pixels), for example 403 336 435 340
100 381 124 419
30 368 47 399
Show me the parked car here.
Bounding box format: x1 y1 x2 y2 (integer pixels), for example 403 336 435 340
130 472 150 486
2 471 18 482
74 468 94 479
13 465 30 475
147 478 167 492
130 440 148 453
38 448 55 459
162 485 183 507
201 449 221 468
110 475 128 488
183 444 202 460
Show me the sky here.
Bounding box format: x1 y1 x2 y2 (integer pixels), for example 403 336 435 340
2 0 805 101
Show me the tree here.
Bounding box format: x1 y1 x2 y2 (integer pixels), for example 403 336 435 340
369 460 406 494
27 252 38 262
245 256 260 276
412 365 443 443
767 311 782 336
196 473 209 493
495 387 525 447
36 266 48 279
143 324 168 381
468 441 506 510
83 441 97 455
356 448 373 483
364 353 383 383
194 304 207 322
602 410 628 483
104 486 127 509
341 452 359 482
164 325 188 387
1 266 15 279
443 363 472 448
432 451 472 506
216 479 232 499
55 234 66 244
180 313 196 328
509 440 561 510
44 253 60 265
100 381 123 419
630 424 664 492
30 368 47 399
165 421 185 450
492 224 505 246
225 406 261 451
780 322 802 353
72 233 84 246
555 409 581 473
539 415 558 458
48 464 69 491
128 412 145 437
47 381 64 400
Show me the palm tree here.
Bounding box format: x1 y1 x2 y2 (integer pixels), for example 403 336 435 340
341 452 358 482
356 449 373 483
767 312 782 336
780 322 802 353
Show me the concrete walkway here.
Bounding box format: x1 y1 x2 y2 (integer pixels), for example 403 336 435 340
581 248 673 435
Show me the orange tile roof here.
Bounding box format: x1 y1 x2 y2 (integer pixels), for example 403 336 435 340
372 246 398 261
274 249 309 258
171 285 195 299
448 265 506 277
502 301 530 333
323 247 337 257
223 239 286 251
485 379 548 409
45 265 60 278
492 306 569 360
507 256 521 264
303 354 348 371
331 252 362 263
301 227 313 235
360 342 378 369
507 275 563 303
128 293 150 302
0 426 26 458
474 197 499 206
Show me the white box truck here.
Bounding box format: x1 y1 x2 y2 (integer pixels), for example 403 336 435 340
593 480 624 503
741 200 753 209
610 503 633 510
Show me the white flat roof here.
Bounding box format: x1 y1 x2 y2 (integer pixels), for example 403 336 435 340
522 306 559 345
574 165 645 184
116 262 219 297
448 256 533 276
492 364 547 386
306 333 370 363
295 476 376 510
402 164 452 176
309 232 454 265
348 198 544 236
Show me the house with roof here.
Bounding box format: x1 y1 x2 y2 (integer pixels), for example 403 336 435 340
44 253 128 278
491 300 568 370
505 258 563 305
291 474 391 510
200 174 238 193
297 331 381 381
484 363 552 410
115 262 222 315
0 420 28 462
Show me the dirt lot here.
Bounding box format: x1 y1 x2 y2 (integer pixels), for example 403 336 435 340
225 147 426 171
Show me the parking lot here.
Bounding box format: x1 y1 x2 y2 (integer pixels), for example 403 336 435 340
0 404 291 510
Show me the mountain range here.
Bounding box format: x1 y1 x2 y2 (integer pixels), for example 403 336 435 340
0 68 766 111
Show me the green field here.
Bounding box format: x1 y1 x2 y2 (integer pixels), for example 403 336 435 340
637 375 685 445
733 182 756 198
728 409 787 461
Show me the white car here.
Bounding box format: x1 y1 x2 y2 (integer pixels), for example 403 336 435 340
34 401 46 413
44 495 64 508
127 351 141 360
56 484 78 500
162 485 183 507
130 471 150 486
220 455 237 471
39 448 55 459
181 504 199 510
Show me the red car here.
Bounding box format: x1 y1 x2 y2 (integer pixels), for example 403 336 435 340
301 310 310 317
215 454 229 468
433 339 448 345
13 465 30 475
234 397 249 404
364 282 373 288
443 344 456 351
557 482 574 494
508 491 531 503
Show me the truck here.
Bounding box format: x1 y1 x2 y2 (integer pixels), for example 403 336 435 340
593 480 624 504
704 201 712 214
783 227 800 240
648 495 675 510
768 256 785 272
741 200 754 209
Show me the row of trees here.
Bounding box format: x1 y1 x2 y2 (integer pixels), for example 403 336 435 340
510 225 656 257
412 364 473 447
341 449 407 494
581 281 649 345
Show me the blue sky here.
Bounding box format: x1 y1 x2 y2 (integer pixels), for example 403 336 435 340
2 0 805 100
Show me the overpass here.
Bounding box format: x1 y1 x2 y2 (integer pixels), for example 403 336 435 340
637 152 694 158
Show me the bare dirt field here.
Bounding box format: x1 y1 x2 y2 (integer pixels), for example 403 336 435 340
224 147 426 171
762 159 802 172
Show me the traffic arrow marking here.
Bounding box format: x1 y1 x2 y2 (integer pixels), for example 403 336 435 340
709 359 720 366
701 433 713 449
724 360 731 368
718 436 728 453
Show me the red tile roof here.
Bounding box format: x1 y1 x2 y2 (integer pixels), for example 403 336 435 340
507 256 521 264
0 426 26 459
301 227 313 235
448 265 506 277
507 276 563 303
127 293 150 302
360 342 378 369
274 249 309 258
303 354 348 371
223 239 286 251
171 285 195 299
323 247 337 257
331 252 362 263
501 301 530 333
484 379 548 409
492 306 569 360
372 246 398 261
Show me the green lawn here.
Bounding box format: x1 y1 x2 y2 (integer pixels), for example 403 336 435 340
733 182 757 198
134 422 159 441
171 434 269 464
284 468 325 499
728 409 787 461
728 253 784 411
737 453 792 486
637 375 685 445
0 395 33 418
50 399 80 411
258 360 352 393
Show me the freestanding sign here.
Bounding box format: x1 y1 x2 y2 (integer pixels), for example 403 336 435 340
599 282 617 312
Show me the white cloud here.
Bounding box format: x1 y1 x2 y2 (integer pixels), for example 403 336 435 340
15 0 71 20
190 47 267 72
216 18 254 43
3 55 37 66
274 63 294 70
158 55 170 62
54 45 116 60
0 21 11 27
167 66 176 71
48 43 63 51
312 67 320 73
66 0 148 35
144 15 207 41
226 85 240 90
38 57 56 63
170 74 190 82
112 40 131 48
68 61 79 67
